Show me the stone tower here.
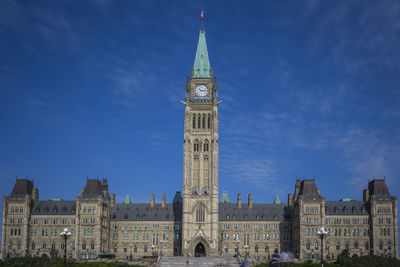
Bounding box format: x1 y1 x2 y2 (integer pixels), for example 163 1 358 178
182 26 219 256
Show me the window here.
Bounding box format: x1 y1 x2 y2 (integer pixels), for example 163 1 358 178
207 114 210 128
379 241 383 250
255 245 258 253
144 245 147 253
354 242 358 249
91 241 95 250
82 241 86 250
196 206 205 222
194 140 199 152
204 140 209 151
336 242 340 250
193 114 196 129
202 114 205 128
306 241 310 250
365 242 369 250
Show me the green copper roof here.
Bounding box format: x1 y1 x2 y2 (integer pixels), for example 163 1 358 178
220 191 230 203
123 195 132 204
340 198 352 202
273 195 282 204
193 29 211 78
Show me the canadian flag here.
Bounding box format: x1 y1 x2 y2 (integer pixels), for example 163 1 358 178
201 8 204 20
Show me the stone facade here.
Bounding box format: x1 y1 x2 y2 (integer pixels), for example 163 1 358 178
1 27 399 261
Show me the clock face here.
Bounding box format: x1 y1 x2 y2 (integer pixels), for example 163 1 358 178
195 85 208 97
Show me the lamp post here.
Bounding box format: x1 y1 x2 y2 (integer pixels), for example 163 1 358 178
244 245 248 261
317 227 328 267
130 243 133 261
160 240 164 257
60 228 71 267
237 239 240 256
151 244 155 256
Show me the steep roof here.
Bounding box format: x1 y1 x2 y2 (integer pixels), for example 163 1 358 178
298 179 321 200
110 203 182 221
219 203 291 221
32 200 76 215
10 179 33 198
325 201 367 216
82 179 106 198
193 29 211 78
368 179 390 196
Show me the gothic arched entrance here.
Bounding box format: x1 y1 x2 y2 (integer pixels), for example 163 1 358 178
195 242 206 257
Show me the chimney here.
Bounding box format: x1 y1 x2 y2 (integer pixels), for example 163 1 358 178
248 193 253 208
111 193 115 208
363 189 369 202
81 188 85 195
151 193 155 208
32 188 39 202
317 188 320 195
162 193 166 208
288 193 292 206
237 193 242 208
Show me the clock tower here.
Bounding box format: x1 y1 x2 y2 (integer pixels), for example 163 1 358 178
182 26 220 256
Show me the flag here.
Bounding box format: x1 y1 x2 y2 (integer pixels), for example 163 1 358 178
201 8 204 20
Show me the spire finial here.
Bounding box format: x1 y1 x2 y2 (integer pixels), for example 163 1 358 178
200 8 205 31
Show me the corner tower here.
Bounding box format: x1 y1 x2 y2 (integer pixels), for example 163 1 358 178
182 26 219 256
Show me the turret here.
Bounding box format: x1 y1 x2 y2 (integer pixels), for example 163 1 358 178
237 193 242 208
151 193 155 208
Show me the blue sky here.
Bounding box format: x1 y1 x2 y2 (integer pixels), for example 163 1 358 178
1 0 400 250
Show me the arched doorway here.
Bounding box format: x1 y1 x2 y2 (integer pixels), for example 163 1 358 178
195 243 206 257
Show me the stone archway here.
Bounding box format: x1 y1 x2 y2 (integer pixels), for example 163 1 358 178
195 242 206 257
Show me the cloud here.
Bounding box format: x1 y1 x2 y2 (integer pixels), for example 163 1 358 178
335 127 400 192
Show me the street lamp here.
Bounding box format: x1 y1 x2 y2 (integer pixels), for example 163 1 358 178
151 244 155 256
160 240 164 257
130 243 133 261
237 239 240 256
244 245 248 261
60 228 71 267
317 227 328 267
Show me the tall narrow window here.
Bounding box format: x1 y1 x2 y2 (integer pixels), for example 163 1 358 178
202 114 206 128
91 241 95 250
194 140 199 151
196 206 205 222
198 115 201 128
208 114 210 128
193 114 196 129
204 140 209 151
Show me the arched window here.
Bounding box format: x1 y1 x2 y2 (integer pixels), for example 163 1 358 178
336 242 340 250
202 114 206 128
194 140 199 152
91 240 95 250
326 242 330 250
32 242 35 250
314 241 319 250
207 114 210 128
387 241 392 250
42 242 46 249
193 114 196 129
307 228 310 236
265 245 269 254
82 241 86 250
196 206 205 222
144 245 147 253
306 240 310 250
204 140 209 151
134 245 137 253
51 242 55 250
198 114 201 128
379 241 383 250
255 245 258 253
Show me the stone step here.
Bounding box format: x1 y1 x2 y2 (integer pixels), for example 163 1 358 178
160 256 240 267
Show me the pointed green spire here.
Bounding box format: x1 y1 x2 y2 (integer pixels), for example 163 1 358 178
193 29 211 78
274 195 282 204
123 195 132 204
